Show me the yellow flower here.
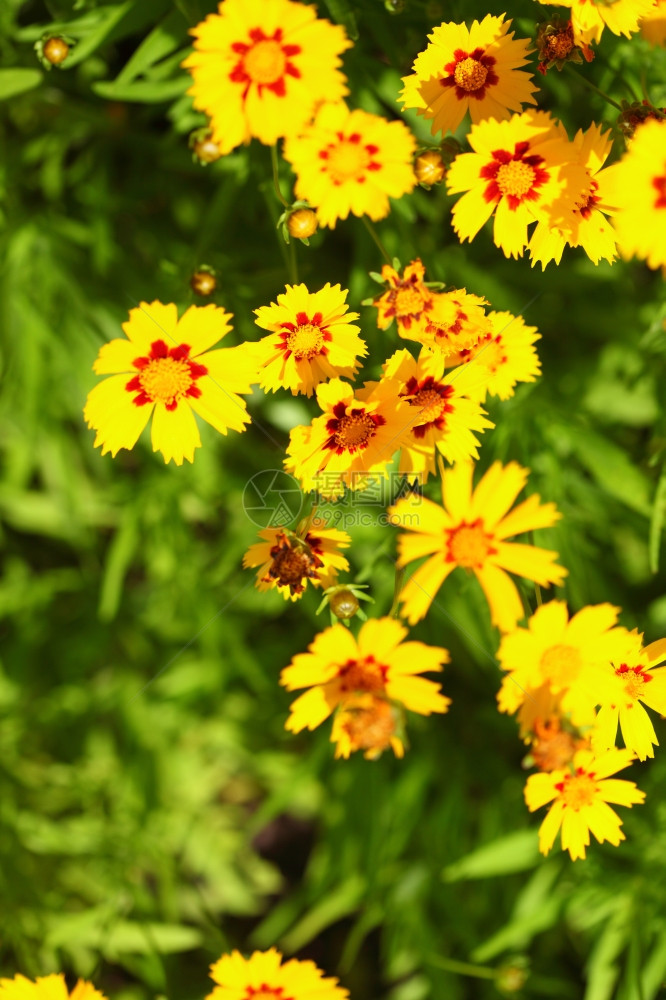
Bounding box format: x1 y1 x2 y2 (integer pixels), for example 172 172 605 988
84 302 257 465
242 522 350 600
524 748 645 860
0 976 105 1000
602 118 666 270
252 282 365 396
284 376 411 498
446 310 541 402
390 460 566 631
331 693 406 760
497 601 625 726
529 123 617 268
400 14 537 137
641 0 666 44
359 348 493 482
529 714 589 773
418 288 491 356
593 631 666 761
281 617 451 733
373 259 435 340
183 0 351 155
283 102 417 229
540 0 656 44
207 947 348 1000
446 110 588 259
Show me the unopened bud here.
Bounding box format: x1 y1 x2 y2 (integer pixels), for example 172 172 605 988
535 18 591 74
43 36 70 65
189 129 222 165
330 589 360 620
287 208 318 240
190 268 217 296
618 100 666 139
414 150 446 187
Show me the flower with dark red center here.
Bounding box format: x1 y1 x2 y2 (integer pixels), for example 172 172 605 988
243 524 351 601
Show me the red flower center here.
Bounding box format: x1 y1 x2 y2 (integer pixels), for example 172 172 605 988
441 47 498 100
318 131 381 186
445 518 496 568
125 340 207 411
230 27 301 99
338 655 388 694
554 768 598 811
244 986 293 1000
401 376 455 437
480 141 549 210
278 311 332 361
575 177 601 219
324 401 386 454
653 170 666 209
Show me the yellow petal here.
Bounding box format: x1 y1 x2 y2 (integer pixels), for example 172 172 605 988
84 375 153 458
150 401 201 466
474 562 524 632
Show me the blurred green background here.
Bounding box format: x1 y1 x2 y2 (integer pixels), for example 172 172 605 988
1 0 666 997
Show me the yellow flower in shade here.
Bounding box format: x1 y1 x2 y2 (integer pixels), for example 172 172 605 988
400 14 537 137
207 947 348 1000
182 0 351 155
0 977 105 1000
418 288 492 357
496 601 625 726
446 310 541 402
280 617 451 734
84 302 257 466
373 259 435 340
528 714 589 773
253 283 365 396
446 110 588 259
389 460 566 631
524 748 645 860
331 693 406 760
283 102 417 229
593 631 666 761
359 348 493 482
540 0 656 43
602 119 666 270
529 124 617 268
242 522 350 600
641 0 666 44
285 376 411 498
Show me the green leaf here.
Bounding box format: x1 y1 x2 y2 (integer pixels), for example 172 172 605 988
92 76 189 102
115 9 188 85
98 507 138 622
443 829 541 882
280 875 366 952
0 68 42 101
584 900 630 1000
322 0 359 39
567 427 652 518
649 465 666 573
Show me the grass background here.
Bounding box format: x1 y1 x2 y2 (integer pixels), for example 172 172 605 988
1 0 666 997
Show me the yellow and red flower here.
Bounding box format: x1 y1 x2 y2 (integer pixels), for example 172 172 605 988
284 102 416 228
207 947 348 1000
446 110 587 259
525 748 645 860
84 302 257 465
331 693 406 760
242 522 350 600
400 14 537 137
0 977 105 1000
447 310 541 402
183 0 351 155
539 0 656 44
641 0 666 44
372 259 435 341
418 288 491 357
390 460 566 631
253 283 365 396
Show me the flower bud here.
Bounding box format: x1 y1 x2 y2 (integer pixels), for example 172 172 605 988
190 268 217 296
329 589 360 620
287 208 318 240
414 150 446 187
618 100 666 139
189 128 222 165
43 36 70 65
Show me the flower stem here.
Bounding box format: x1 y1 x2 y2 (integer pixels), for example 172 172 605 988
565 65 623 111
426 955 496 980
288 233 298 284
271 143 290 208
389 565 406 618
361 215 393 266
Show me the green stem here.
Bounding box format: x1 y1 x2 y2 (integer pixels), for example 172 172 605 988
426 955 495 980
361 215 392 266
389 565 406 618
270 143 290 208
565 65 623 111
288 233 298 284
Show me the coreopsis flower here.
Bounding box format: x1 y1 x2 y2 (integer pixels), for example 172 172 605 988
400 14 537 137
281 617 451 734
207 947 348 1000
602 119 666 270
84 302 257 465
617 100 666 139
283 102 417 228
253 283 365 396
446 110 588 259
593 631 666 761
0 976 105 1000
524 748 645 860
497 601 625 726
535 17 594 73
446 310 541 402
529 124 617 268
360 348 493 481
243 523 350 599
540 0 656 43
418 288 491 356
641 0 666 44
284 376 411 498
183 0 351 155
373 259 435 340
331 693 406 759
389 460 566 631
529 715 589 772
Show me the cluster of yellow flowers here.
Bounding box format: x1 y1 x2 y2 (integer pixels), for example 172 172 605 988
83 0 666 872
0 950 348 1000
